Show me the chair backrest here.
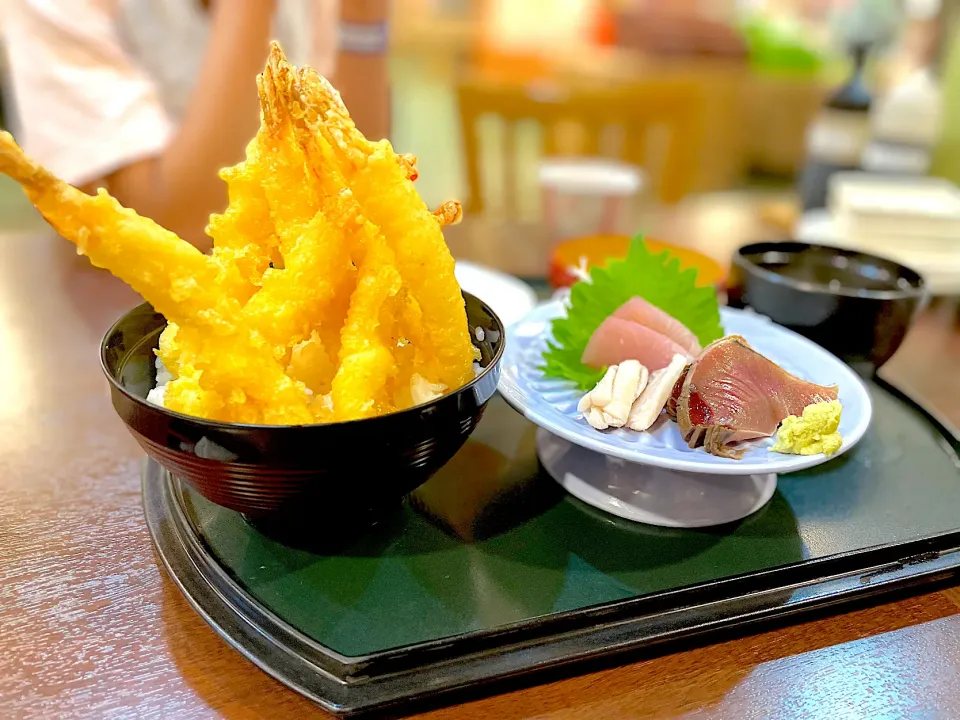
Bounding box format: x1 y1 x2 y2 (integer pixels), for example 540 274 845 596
456 75 705 218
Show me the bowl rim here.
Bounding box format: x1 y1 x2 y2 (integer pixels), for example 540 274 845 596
733 241 928 301
100 291 506 431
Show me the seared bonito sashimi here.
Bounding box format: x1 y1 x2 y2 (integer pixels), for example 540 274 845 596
674 335 839 459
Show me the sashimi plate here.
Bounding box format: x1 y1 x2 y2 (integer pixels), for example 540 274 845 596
537 430 778 527
499 301 873 475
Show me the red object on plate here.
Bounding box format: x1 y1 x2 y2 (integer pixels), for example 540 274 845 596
549 234 727 289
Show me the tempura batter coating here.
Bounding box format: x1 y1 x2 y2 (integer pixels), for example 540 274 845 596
331 218 402 421
244 208 352 362
295 66 475 390
207 139 280 293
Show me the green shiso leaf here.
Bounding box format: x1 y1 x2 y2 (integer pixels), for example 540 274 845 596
540 235 724 390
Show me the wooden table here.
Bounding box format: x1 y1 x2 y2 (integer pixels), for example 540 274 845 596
3 201 960 719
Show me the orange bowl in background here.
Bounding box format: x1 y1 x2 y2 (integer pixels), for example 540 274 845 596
549 235 727 289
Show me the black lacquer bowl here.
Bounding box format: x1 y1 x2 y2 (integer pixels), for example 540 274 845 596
728 242 927 373
101 293 505 530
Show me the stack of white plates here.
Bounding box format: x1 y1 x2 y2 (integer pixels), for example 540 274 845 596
799 172 960 295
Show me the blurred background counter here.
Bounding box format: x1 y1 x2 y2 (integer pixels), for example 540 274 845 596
391 0 836 200
386 0 960 291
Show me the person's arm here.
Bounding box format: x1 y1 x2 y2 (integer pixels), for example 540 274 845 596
5 0 276 249
330 0 391 141
96 0 277 248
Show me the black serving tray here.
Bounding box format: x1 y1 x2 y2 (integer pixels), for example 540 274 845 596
144 378 960 716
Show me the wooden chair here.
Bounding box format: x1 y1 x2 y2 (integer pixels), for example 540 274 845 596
456 74 706 218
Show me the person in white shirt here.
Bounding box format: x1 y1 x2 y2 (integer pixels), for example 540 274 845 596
2 0 391 248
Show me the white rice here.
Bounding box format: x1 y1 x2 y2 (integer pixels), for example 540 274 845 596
194 436 239 462
155 356 174 385
148 357 238 460
146 356 170 408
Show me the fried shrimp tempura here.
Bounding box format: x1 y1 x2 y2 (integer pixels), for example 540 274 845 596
207 139 281 292
259 52 404 420
0 132 242 329
331 218 402 421
260 53 432 408
243 209 351 359
0 42 478 426
255 70 325 257
293 63 475 390
0 131 315 425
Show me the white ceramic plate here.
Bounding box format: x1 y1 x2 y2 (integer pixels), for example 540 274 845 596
537 430 777 527
454 260 538 329
499 301 873 475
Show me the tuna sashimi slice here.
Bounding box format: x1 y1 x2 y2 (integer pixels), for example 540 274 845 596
676 335 838 459
582 317 693 372
612 297 702 356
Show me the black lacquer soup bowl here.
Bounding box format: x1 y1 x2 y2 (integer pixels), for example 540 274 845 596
728 241 927 374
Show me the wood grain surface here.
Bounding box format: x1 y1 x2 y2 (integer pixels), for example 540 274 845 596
2 215 960 719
